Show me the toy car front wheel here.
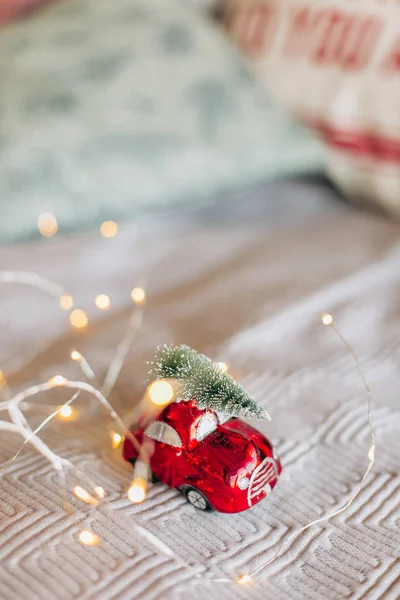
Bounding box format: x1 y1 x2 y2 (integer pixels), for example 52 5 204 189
184 487 213 511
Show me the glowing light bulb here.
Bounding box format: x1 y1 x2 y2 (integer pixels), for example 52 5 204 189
322 313 333 326
216 362 228 373
73 486 98 505
79 530 100 546
128 478 146 503
48 375 67 387
60 294 74 310
100 220 118 238
0 371 5 386
69 309 88 329
111 432 122 449
59 404 72 418
37 212 58 238
95 294 111 310
94 486 105 499
237 574 252 585
148 380 174 406
130 287 146 305
70 350 82 362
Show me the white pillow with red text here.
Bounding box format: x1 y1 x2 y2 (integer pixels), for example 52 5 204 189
227 0 400 217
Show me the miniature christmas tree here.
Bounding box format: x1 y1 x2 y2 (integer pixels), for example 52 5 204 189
149 344 270 421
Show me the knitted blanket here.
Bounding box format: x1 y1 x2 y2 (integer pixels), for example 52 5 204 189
0 193 399 599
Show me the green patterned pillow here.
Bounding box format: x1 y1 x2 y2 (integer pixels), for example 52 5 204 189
0 0 323 243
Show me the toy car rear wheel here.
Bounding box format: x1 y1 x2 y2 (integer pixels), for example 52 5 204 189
184 487 213 511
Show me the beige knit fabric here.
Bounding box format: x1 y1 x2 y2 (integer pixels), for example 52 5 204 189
0 208 399 599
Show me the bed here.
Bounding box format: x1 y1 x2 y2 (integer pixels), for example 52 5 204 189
1 0 399 597
1 177 399 599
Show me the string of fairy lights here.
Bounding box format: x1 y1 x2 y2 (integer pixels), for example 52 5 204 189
1 212 152 548
0 211 377 588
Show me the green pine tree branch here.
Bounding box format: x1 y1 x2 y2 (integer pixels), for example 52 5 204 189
148 344 270 421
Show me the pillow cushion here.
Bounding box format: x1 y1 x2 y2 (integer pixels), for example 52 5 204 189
227 0 400 218
0 0 323 243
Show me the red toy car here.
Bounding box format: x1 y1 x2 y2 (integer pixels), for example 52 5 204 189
123 400 281 513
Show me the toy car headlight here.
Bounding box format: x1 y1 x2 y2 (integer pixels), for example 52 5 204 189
237 476 250 490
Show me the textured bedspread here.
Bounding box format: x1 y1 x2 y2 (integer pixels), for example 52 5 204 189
0 183 399 599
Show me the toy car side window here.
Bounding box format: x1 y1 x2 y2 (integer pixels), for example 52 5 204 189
196 413 218 441
144 421 164 442
160 423 182 447
216 411 231 424
144 421 182 448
